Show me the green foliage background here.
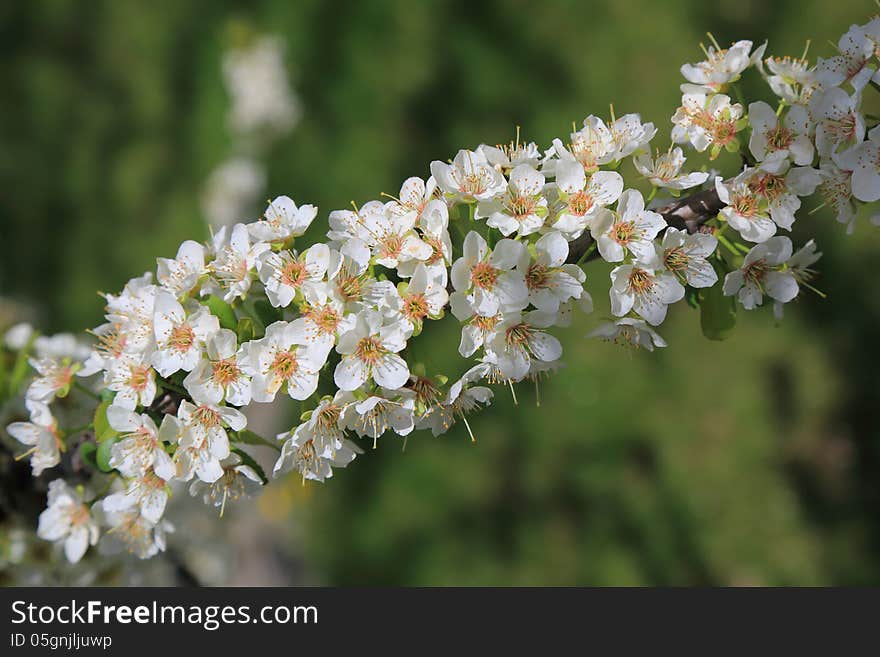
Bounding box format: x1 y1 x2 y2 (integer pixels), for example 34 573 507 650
2 0 879 584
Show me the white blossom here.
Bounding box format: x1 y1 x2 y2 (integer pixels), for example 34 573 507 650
37 481 99 563
723 236 798 309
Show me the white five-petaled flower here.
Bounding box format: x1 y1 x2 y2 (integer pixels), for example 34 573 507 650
397 198 453 284
386 176 437 223
396 264 448 335
476 163 548 236
485 311 564 381
816 24 875 91
26 356 78 402
716 174 776 243
680 39 761 93
552 159 624 238
210 223 270 302
106 405 175 480
811 87 866 157
722 236 798 310
275 392 360 481
774 239 823 319
430 148 507 202
37 480 99 563
549 116 615 173
609 261 685 326
418 363 494 438
517 231 586 313
340 391 416 442
588 317 668 351
189 453 263 513
449 231 528 318
101 505 171 560
606 113 657 161
591 189 666 262
659 227 718 288
834 124 880 202
161 397 245 483
243 320 325 402
7 399 61 476
102 471 170 524
104 353 156 410
758 54 819 106
156 240 205 296
817 160 857 232
248 195 317 242
672 92 743 155
183 328 252 406
151 291 220 377
334 311 410 391
633 147 710 191
259 242 330 308
748 101 814 170
748 163 823 230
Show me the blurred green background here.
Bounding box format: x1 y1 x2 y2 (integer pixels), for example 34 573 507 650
2 0 879 585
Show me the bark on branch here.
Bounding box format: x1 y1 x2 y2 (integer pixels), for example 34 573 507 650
565 185 725 265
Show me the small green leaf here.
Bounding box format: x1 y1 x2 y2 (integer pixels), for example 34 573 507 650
236 317 256 342
204 295 238 330
233 429 281 452
93 400 118 443
79 441 98 470
699 263 737 341
96 435 119 472
252 299 281 327
231 447 268 485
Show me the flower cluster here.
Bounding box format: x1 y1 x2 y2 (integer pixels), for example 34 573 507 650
5 14 880 565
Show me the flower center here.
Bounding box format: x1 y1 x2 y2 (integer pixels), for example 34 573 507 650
281 259 307 287
423 236 445 265
732 191 760 217
664 246 690 273
403 293 429 321
337 274 364 302
270 349 299 380
128 364 151 392
306 305 341 335
526 263 551 290
612 220 637 244
168 324 195 353
628 268 654 295
506 194 537 219
379 233 404 259
471 314 500 332
355 336 385 365
193 405 221 428
459 171 489 196
212 358 241 387
742 260 769 286
568 190 594 216
766 124 793 150
749 173 786 202
470 262 500 290
505 323 534 349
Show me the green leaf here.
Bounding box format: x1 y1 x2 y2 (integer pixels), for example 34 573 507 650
96 435 119 472
203 295 238 330
252 299 282 328
93 400 118 443
233 429 281 452
8 333 36 398
79 441 98 470
699 263 737 341
236 317 256 342
231 447 268 485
